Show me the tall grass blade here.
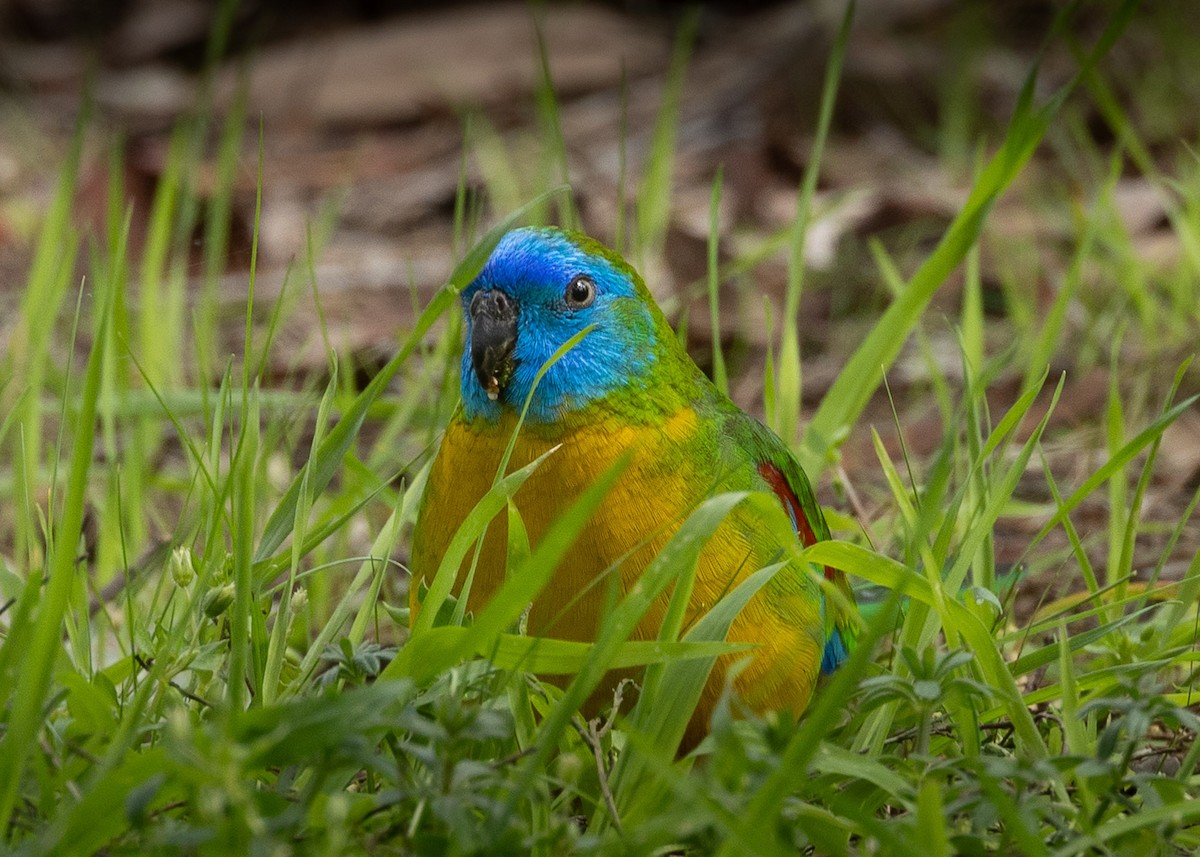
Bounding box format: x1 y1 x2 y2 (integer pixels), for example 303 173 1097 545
0 280 111 830
634 9 698 257
800 1 1136 474
777 0 854 444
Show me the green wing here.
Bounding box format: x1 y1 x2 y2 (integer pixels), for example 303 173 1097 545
730 412 857 673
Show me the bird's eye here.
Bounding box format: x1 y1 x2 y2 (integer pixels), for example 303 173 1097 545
564 274 596 309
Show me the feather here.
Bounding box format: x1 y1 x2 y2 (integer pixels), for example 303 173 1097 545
411 226 859 748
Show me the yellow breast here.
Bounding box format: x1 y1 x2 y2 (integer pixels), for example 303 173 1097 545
411 409 698 636
409 407 824 744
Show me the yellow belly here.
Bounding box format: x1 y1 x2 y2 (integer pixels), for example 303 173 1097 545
410 409 823 744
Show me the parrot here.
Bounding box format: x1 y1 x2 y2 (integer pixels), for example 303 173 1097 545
409 226 857 747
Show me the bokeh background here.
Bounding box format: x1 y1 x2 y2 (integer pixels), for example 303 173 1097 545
2 0 1198 611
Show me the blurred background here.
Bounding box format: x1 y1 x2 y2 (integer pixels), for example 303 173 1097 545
1 0 1198 608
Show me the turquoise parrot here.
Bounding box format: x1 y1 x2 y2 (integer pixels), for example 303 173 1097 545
410 226 856 745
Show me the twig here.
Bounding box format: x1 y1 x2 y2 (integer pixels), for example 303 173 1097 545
87 540 172 616
134 653 214 708
570 679 633 835
490 746 538 769
834 462 873 543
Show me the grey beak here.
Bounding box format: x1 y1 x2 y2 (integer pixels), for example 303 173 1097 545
469 289 518 401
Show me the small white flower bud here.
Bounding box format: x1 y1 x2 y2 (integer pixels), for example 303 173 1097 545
169 546 196 588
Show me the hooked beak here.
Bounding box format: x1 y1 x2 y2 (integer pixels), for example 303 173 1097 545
469 289 518 401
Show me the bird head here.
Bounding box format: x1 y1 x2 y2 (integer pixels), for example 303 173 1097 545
458 227 680 425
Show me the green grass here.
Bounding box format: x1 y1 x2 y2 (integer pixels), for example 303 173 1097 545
3 1 1200 854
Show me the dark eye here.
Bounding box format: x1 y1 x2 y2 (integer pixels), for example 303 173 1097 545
564 274 596 309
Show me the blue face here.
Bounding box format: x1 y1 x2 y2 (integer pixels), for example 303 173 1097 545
459 227 658 424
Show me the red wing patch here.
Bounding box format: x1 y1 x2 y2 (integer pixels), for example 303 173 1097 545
757 461 836 581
